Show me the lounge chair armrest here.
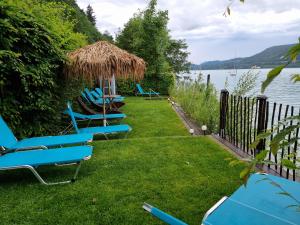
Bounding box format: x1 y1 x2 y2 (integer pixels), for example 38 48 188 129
14 145 48 152
149 89 159 94
143 203 188 225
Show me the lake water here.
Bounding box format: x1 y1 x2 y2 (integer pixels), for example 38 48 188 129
181 68 300 108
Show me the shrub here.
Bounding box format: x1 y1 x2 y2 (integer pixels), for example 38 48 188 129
170 75 219 133
0 1 87 137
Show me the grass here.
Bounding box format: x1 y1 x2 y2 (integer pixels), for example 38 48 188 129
0 97 242 225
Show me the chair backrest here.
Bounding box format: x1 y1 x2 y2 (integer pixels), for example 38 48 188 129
81 91 90 102
66 102 80 133
95 88 103 97
136 84 144 94
84 88 96 102
0 116 18 148
91 90 101 99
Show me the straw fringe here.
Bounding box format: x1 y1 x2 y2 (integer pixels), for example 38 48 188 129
64 41 146 81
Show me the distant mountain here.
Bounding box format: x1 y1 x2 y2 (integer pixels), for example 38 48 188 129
192 44 300 70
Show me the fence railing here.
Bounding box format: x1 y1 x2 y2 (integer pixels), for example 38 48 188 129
219 89 300 181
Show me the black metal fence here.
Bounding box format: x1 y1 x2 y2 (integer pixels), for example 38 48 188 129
219 89 300 181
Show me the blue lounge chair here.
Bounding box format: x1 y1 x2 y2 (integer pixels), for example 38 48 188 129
66 102 131 138
136 84 160 98
95 88 125 102
0 116 93 152
143 173 300 225
63 110 126 121
85 88 125 107
83 88 125 112
0 145 93 185
83 89 105 105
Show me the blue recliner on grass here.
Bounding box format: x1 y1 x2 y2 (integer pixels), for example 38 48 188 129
0 145 93 185
95 87 125 102
66 102 131 139
143 173 300 225
63 110 126 121
83 88 125 110
0 116 93 152
136 84 160 98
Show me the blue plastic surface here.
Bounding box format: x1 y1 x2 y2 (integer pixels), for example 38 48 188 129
0 116 18 148
151 207 188 225
13 133 93 149
0 145 93 168
84 88 105 104
202 174 300 225
0 115 93 150
136 84 160 95
95 88 125 102
78 124 131 134
67 102 132 135
63 110 126 120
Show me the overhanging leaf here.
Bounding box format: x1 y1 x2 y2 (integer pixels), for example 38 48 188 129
255 150 268 161
261 65 287 93
281 159 297 170
291 74 300 83
270 124 300 155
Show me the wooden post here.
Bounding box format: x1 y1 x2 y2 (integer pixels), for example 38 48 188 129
102 78 106 127
206 74 210 88
256 95 268 155
219 89 229 139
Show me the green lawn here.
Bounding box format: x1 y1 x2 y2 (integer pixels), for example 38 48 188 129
0 97 242 225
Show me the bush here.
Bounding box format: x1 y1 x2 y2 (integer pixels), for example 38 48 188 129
0 1 88 137
116 79 136 96
170 75 219 133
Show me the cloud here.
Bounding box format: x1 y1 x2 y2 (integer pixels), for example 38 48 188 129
76 0 300 62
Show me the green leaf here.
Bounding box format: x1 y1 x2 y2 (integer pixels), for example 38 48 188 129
291 74 300 83
250 131 271 149
240 165 253 185
255 150 268 161
229 160 244 167
281 159 297 170
270 124 300 155
287 43 300 61
261 65 287 93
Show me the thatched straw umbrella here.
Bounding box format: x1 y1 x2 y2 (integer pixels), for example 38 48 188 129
64 41 146 82
64 41 146 125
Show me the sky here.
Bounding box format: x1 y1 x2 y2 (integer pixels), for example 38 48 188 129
77 0 300 64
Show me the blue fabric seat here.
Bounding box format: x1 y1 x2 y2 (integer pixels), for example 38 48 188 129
66 102 132 137
63 110 126 120
0 145 93 185
143 173 300 225
0 116 93 152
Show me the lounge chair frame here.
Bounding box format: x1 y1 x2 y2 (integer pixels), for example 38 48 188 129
136 84 160 99
0 159 89 185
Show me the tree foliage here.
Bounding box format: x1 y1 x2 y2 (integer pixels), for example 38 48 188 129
0 0 91 137
116 0 190 94
43 0 113 43
86 4 96 26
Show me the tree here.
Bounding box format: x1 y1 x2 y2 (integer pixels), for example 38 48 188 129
116 0 190 94
166 39 190 74
86 4 96 25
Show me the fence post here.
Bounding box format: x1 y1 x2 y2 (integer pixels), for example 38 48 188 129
219 89 229 139
256 95 268 155
206 74 210 88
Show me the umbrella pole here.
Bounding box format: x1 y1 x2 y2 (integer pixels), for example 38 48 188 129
101 78 106 126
